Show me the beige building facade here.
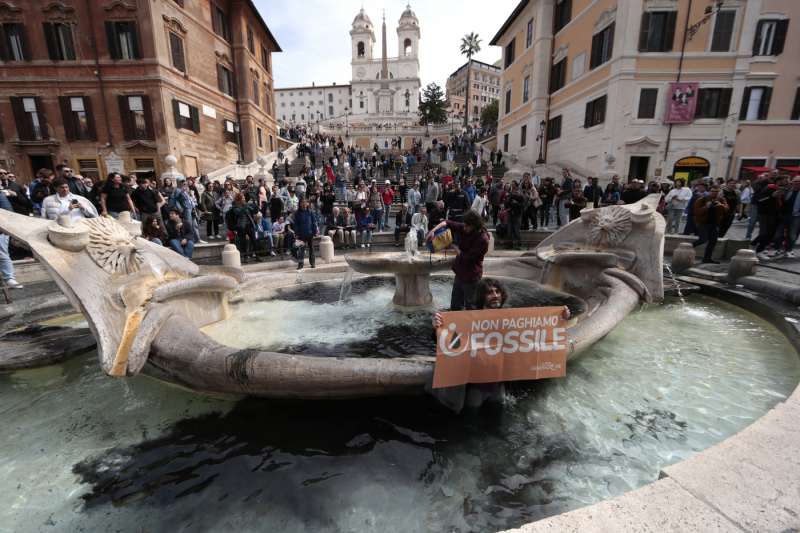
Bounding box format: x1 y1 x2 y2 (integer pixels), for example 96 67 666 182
492 0 799 183
275 83 351 126
445 59 502 124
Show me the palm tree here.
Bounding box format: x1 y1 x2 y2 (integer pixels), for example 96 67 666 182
460 32 482 128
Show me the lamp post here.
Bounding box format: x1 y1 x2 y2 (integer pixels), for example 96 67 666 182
536 119 546 165
344 107 349 137
306 105 311 128
404 89 410 114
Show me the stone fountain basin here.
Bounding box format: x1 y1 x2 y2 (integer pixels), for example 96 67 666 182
345 251 455 275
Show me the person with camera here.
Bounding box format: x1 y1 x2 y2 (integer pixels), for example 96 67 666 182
42 179 98 220
692 184 729 264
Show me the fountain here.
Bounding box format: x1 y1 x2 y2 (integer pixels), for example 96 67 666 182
345 225 451 307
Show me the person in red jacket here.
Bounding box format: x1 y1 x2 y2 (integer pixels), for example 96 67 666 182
381 180 395 230
427 210 490 310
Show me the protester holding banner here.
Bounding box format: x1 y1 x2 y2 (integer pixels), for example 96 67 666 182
427 210 490 311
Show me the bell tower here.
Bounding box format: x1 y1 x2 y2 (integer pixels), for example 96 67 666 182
396 4 420 59
350 8 375 62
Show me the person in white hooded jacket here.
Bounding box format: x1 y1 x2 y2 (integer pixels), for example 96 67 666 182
42 178 98 221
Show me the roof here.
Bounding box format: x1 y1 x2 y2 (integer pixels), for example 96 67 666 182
448 58 501 79
275 84 352 91
489 0 529 46
245 0 282 52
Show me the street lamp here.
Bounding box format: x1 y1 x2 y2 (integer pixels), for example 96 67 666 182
344 107 349 137
404 89 410 114
306 105 311 128
536 119 546 165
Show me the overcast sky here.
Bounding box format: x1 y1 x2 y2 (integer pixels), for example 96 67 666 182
254 0 518 90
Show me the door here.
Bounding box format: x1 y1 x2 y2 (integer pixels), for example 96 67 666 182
629 156 650 181
183 155 199 177
29 154 54 178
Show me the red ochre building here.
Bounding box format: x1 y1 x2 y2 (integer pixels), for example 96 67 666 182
0 0 281 184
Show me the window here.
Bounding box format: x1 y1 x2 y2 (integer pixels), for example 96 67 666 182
300 113 304 120
739 86 772 120
261 45 269 70
549 58 566 93
792 88 800 120
584 95 607 128
694 88 732 119
172 99 199 132
504 38 515 68
252 78 259 104
118 94 153 140
752 19 788 56
43 22 76 61
59 96 96 141
217 65 234 96
247 26 254 53
328 105 334 116
554 0 572 33
526 18 534 48
590 23 614 69
0 23 28 61
777 158 800 170
257 127 264 148
546 115 562 141
638 11 677 52
357 41 365 57
359 99 364 109
739 158 767 175
404 38 412 55
503 133 509 152
223 119 236 143
10 96 47 140
78 159 99 181
473 105 478 114
520 124 527 147
711 10 736 52
106 21 140 60
212 4 230 41
169 32 185 72
328 93 333 103
522 76 530 103
504 88 511 114
269 134 273 152
637 88 658 119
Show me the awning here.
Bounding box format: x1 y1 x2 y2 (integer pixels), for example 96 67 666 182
778 166 800 174
742 166 774 173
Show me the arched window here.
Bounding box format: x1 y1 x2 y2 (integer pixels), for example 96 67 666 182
404 38 412 56
357 41 365 57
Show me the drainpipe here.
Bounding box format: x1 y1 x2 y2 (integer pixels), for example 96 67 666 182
85 0 113 146
662 0 694 164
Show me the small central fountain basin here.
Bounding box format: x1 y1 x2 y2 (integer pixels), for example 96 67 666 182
345 252 456 306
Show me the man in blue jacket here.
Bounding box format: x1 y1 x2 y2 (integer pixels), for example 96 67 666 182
293 197 319 269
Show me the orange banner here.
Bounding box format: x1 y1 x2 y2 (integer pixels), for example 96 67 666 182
432 306 569 389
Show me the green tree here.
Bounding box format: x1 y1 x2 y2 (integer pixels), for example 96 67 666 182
480 99 498 131
459 32 482 127
418 82 448 126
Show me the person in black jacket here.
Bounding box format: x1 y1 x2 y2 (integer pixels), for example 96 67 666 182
394 203 412 246
444 181 470 222
752 177 784 256
166 208 194 258
506 181 525 250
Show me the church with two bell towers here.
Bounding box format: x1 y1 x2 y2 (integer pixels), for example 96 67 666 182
349 5 421 121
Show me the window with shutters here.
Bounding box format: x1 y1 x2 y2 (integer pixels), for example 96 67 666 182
257 127 263 148
710 10 736 52
739 86 772 120
752 19 789 56
106 21 140 60
694 88 732 119
546 115 562 141
520 125 527 147
261 45 269 71
584 95 607 128
1 23 28 61
549 58 566 93
78 159 99 181
173 100 198 132
526 18 534 48
522 76 530 103
504 38 515 68
218 65 234 96
252 77 259 104
119 94 153 140
504 88 511 114
59 96 95 141
503 133 509 152
169 32 185 72
637 88 658 119
554 0 572 33
328 105 333 116
43 22 76 61
212 4 230 41
223 119 236 143
590 23 614 69
247 26 255 53
638 11 677 52
11 97 46 140
791 88 800 120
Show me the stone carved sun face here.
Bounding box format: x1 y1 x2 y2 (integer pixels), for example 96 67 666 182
84 217 143 275
586 206 632 247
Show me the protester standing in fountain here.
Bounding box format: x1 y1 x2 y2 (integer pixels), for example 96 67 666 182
692 185 728 264
427 210 490 311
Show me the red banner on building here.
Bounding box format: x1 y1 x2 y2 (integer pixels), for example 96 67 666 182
432 307 569 389
664 82 699 124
